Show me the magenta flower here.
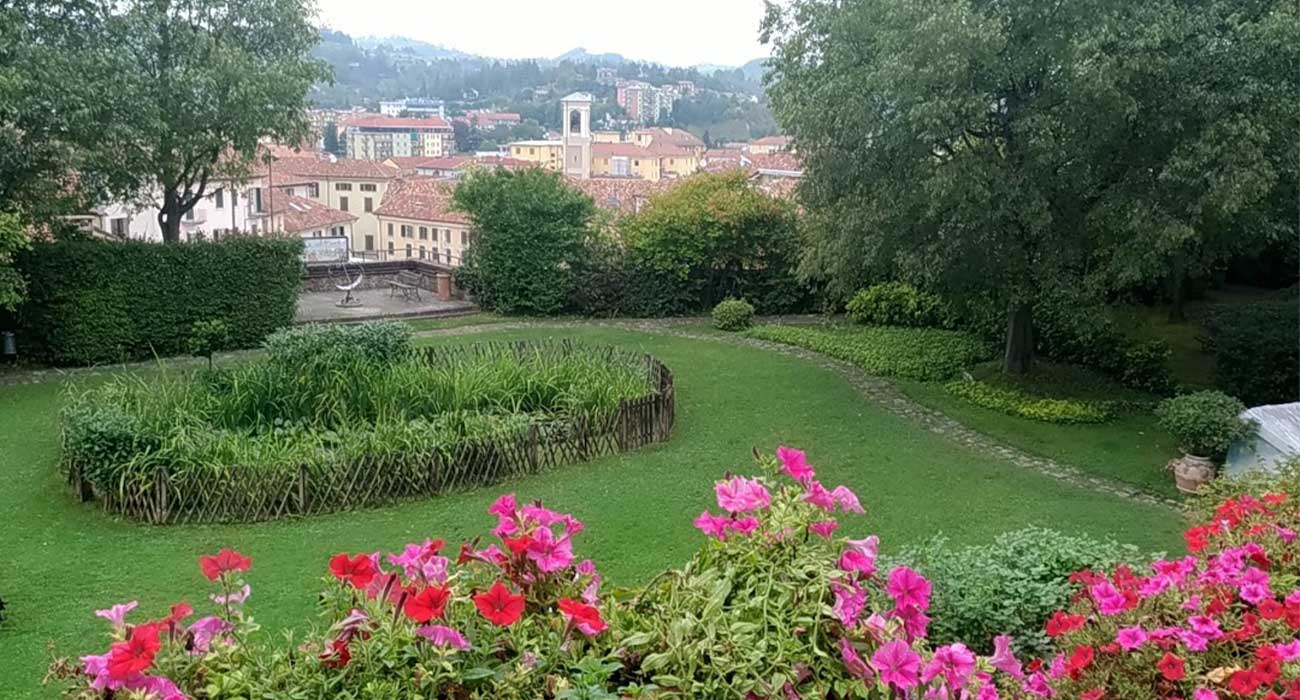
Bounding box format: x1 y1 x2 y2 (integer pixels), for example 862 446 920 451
839 549 876 577
418 624 471 651
886 566 932 611
188 615 234 655
893 603 930 641
871 640 921 690
1116 625 1148 650
1275 640 1300 662
777 446 815 483
715 476 771 513
801 481 836 511
831 579 866 627
831 485 864 514
694 511 731 540
838 637 873 680
727 516 761 536
809 519 839 539
1193 689 1219 700
990 635 1024 679
94 601 138 629
488 493 516 517
526 526 574 573
210 584 251 607
923 642 976 689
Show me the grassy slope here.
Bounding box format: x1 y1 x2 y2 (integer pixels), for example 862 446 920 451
0 327 1184 698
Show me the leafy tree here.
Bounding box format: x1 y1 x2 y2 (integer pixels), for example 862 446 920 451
19 0 329 243
453 169 594 315
622 172 807 315
0 213 28 311
763 0 1296 373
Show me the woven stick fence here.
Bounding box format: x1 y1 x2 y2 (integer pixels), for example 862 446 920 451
69 343 674 525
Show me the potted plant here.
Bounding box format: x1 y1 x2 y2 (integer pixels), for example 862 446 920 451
1155 390 1256 493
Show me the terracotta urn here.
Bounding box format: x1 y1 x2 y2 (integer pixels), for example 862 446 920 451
1170 453 1216 494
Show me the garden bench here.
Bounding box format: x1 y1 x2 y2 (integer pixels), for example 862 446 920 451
388 271 423 302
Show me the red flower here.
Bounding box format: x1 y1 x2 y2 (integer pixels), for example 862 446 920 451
107 623 161 679
166 602 193 626
1045 611 1085 637
1255 657 1282 685
1067 645 1094 679
503 535 532 558
473 581 525 627
1156 652 1185 682
1260 598 1286 620
558 597 607 636
403 585 451 623
329 553 377 589
199 548 252 582
319 639 351 669
1081 689 1105 700
1229 669 1261 695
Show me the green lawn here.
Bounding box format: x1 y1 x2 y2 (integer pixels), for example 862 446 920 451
0 327 1185 698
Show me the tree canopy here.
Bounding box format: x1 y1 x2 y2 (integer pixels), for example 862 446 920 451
762 0 1297 373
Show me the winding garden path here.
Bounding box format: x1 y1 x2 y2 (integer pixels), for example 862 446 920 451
413 317 1182 510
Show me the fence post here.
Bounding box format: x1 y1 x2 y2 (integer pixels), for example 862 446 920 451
615 400 628 451
297 465 309 514
153 467 168 525
73 463 94 503
528 423 539 473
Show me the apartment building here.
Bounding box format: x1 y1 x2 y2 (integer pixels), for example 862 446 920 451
91 174 278 242
591 142 662 180
262 191 357 240
379 98 446 118
507 140 565 171
266 156 401 254
373 178 472 265
455 111 523 129
747 135 793 155
345 115 454 161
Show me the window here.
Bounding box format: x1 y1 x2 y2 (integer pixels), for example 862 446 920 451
231 189 238 206
308 183 319 198
365 235 374 251
388 223 394 236
405 243 412 258
419 226 428 240
444 249 451 263
110 217 129 237
529 147 536 155
360 183 377 192
569 109 582 133
443 229 450 243
401 225 413 239
364 197 373 213
419 246 426 259
339 196 349 211
214 188 224 208
335 183 352 191
460 231 468 246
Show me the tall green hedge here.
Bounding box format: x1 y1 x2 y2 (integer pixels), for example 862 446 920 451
16 236 303 365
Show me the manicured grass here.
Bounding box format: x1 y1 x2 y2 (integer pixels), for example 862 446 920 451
404 311 509 332
0 327 1185 698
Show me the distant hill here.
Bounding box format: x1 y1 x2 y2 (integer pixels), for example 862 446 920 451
739 58 769 83
354 35 478 61
552 47 629 65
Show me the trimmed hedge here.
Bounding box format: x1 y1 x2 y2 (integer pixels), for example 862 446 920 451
15 236 303 365
1197 301 1299 406
846 282 948 328
745 324 992 381
712 298 755 331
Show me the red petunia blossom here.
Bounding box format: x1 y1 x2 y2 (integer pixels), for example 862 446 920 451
1255 657 1282 685
166 602 193 626
403 585 451 623
473 581 525 627
1156 652 1185 682
329 553 377 589
1081 689 1105 700
503 535 532 558
558 597 607 636
106 623 162 679
1229 669 1261 695
199 548 252 582
1067 645 1094 679
1045 611 1085 637
319 639 351 669
1260 598 1286 620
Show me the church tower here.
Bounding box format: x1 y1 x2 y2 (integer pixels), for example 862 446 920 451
561 92 593 179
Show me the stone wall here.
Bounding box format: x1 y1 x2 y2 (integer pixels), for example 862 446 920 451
303 259 458 298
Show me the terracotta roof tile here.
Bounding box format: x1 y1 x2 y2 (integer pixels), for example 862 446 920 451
748 152 804 173
265 192 357 233
269 156 401 180
348 115 452 130
373 178 469 224
567 176 671 215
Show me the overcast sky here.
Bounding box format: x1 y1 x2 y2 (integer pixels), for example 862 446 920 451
314 0 771 67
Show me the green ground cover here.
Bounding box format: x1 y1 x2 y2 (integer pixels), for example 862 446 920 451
0 326 1185 698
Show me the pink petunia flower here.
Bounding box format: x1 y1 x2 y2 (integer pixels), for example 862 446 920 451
801 481 836 511
871 640 921 690
419 624 471 650
526 526 574 573
923 642 976 689
809 520 839 539
694 511 731 540
209 584 251 608
886 567 932 611
990 635 1024 679
715 476 772 513
831 580 866 627
831 485 865 514
839 549 876 577
94 601 138 630
777 446 816 483
727 516 761 536
838 637 872 680
1116 626 1148 650
188 616 234 655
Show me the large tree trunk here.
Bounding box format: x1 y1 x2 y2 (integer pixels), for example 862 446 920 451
1168 251 1187 322
158 189 183 244
1003 301 1034 375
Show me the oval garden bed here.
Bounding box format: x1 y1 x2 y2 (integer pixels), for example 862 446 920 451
61 326 674 524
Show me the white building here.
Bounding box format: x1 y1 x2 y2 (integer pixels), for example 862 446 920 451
378 98 446 118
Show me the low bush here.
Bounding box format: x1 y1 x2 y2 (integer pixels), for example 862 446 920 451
745 324 993 381
944 379 1116 424
896 528 1144 659
711 298 754 331
846 282 948 328
187 319 230 370
1155 390 1256 459
1197 301 1300 406
1034 293 1176 395
262 321 414 366
15 236 302 366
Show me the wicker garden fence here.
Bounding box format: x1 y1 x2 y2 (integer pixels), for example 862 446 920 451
67 343 675 524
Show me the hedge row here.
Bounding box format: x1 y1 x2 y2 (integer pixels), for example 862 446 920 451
16 236 303 365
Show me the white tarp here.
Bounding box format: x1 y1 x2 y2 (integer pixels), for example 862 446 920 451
1225 402 1300 477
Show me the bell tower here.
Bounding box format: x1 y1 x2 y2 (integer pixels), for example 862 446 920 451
561 92 593 179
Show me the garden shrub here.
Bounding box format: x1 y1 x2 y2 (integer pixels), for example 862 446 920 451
711 297 754 331
896 528 1144 658
15 236 302 366
187 318 230 371
1186 455 1300 523
943 379 1116 424
846 282 948 328
745 324 993 381
262 321 413 367
1155 390 1256 459
1197 301 1300 406
1034 291 1175 395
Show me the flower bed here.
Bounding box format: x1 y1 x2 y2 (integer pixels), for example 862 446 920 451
61 334 675 523
45 447 1300 700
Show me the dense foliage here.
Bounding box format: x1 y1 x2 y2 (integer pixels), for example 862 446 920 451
621 172 808 316
898 529 1144 659
0 212 27 311
711 298 754 331
846 283 948 329
454 169 595 316
62 329 655 490
944 380 1115 425
1034 293 1176 396
1197 301 1300 406
763 0 1297 373
16 236 302 366
745 325 993 382
1155 391 1256 459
